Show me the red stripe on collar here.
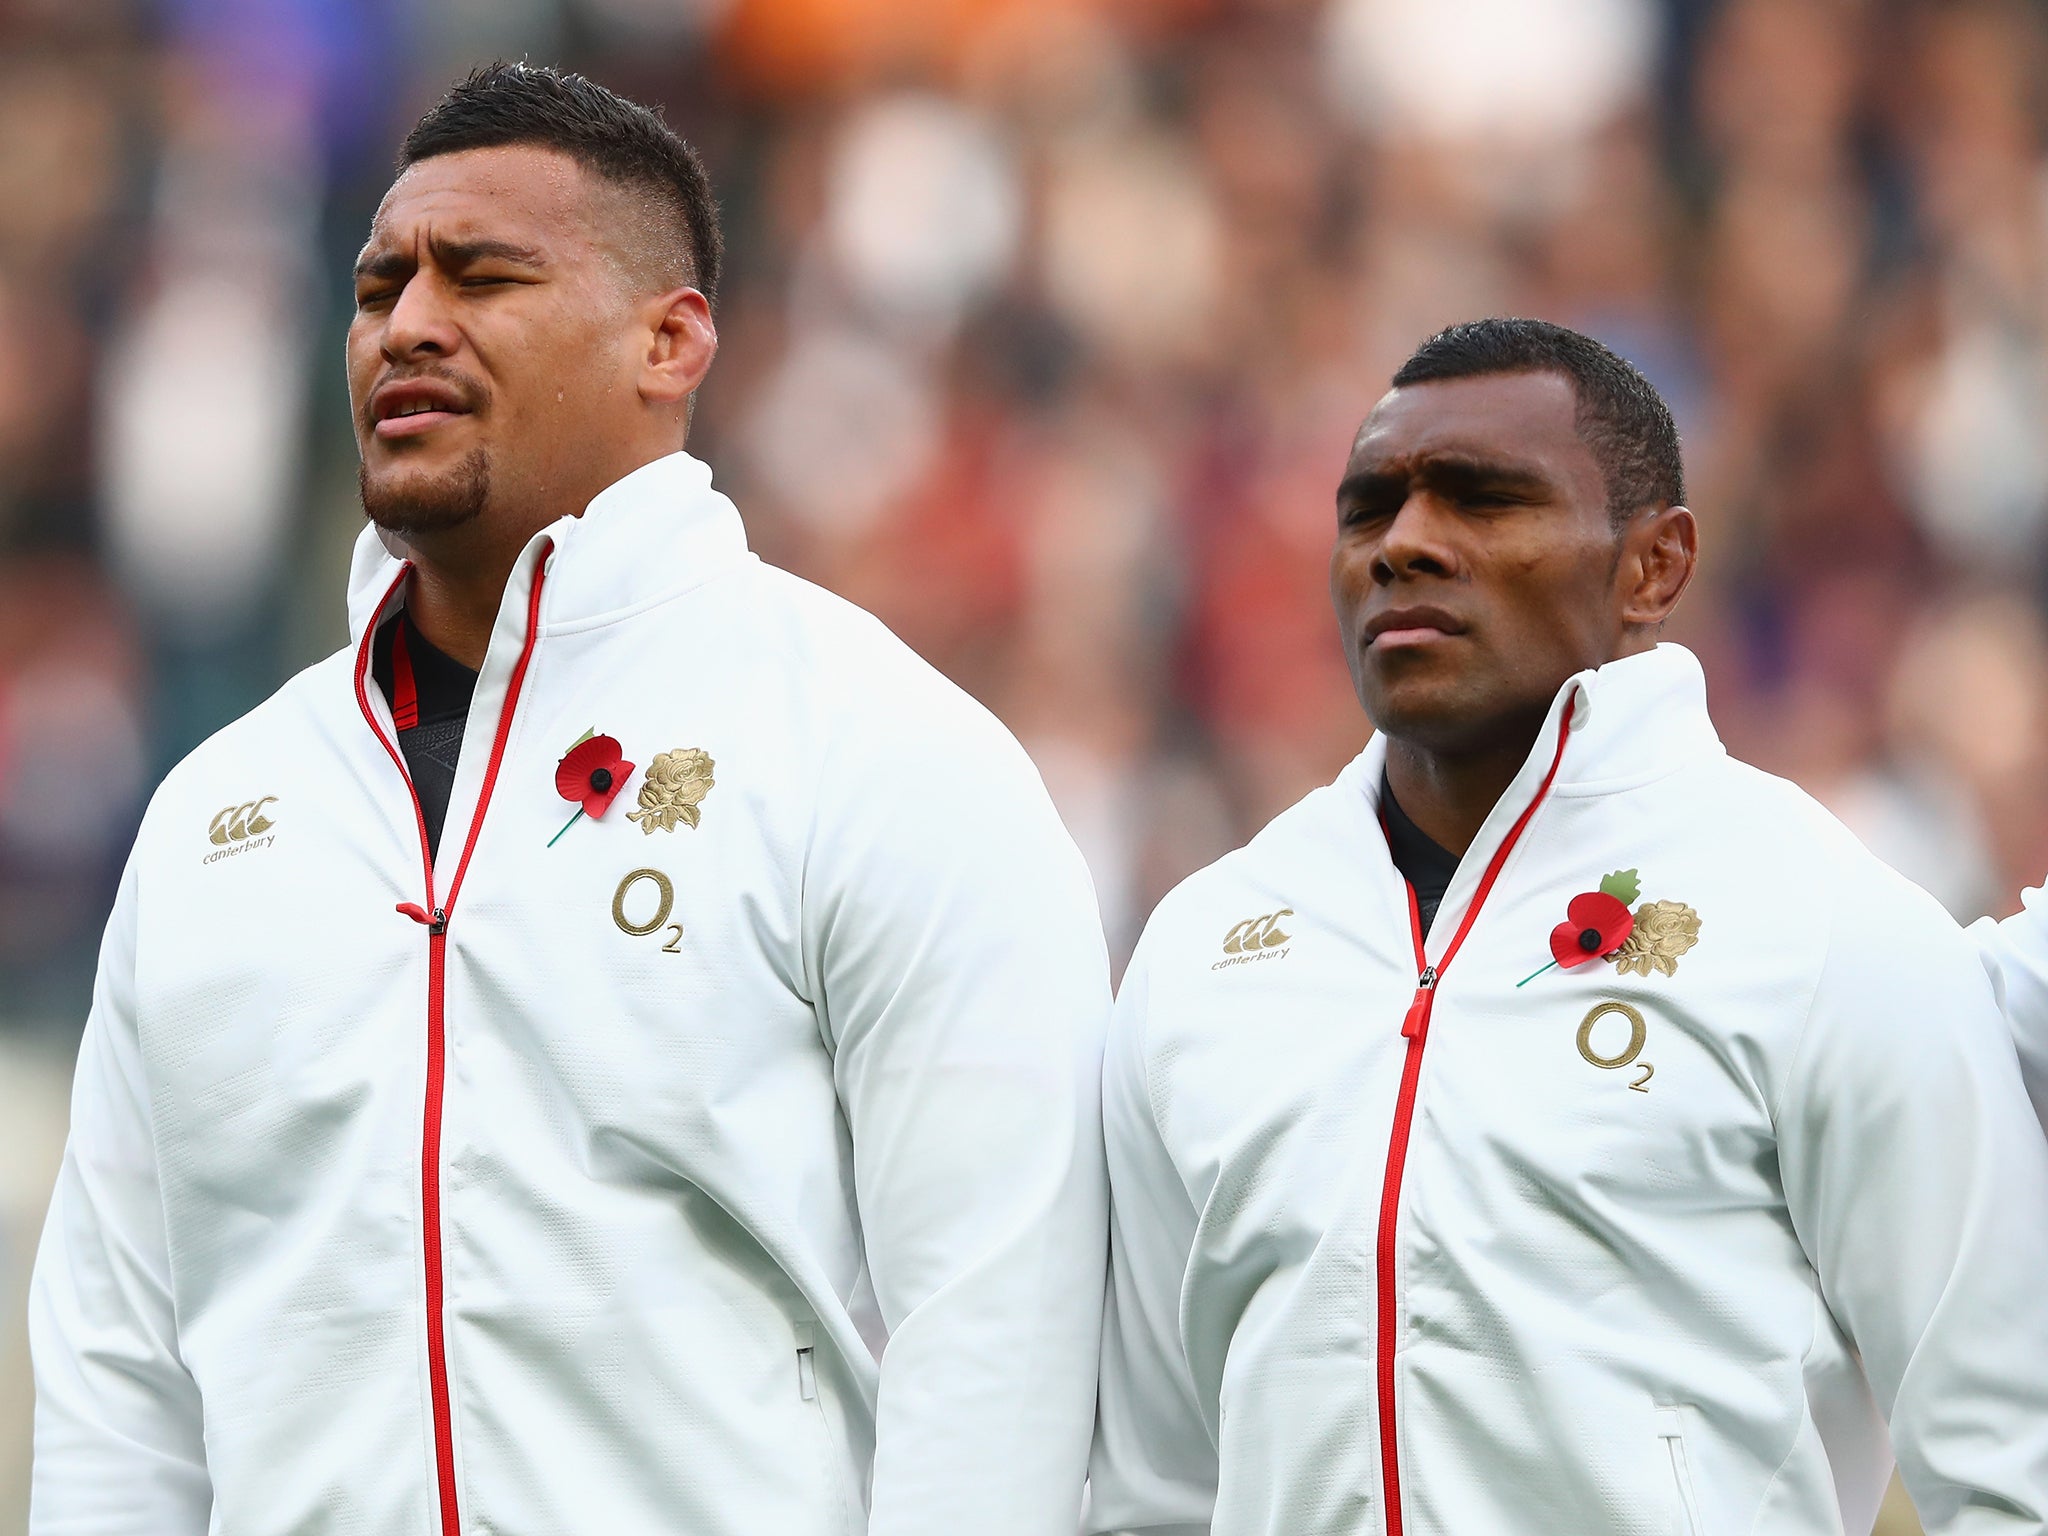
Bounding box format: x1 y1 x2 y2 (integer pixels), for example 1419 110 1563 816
390 616 420 732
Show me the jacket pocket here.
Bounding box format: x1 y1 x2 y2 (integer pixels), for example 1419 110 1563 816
1654 1406 1706 1536
794 1323 856 1536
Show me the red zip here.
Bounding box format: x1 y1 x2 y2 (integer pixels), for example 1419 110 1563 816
353 546 552 1536
1374 705 1574 1536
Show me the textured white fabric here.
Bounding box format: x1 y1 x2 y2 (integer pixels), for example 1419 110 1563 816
31 452 1111 1536
1092 644 2048 1536
1970 890 2048 1132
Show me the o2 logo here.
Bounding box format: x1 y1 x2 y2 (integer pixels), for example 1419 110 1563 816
1577 1000 1653 1092
612 867 683 953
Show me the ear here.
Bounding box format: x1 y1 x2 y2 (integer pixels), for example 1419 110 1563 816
1619 504 1697 630
637 286 717 408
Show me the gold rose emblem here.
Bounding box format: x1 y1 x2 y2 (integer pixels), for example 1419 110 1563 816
628 748 715 834
1609 899 1700 978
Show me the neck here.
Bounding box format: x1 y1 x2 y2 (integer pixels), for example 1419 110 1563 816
399 519 530 671
382 442 690 666
1382 732 1538 857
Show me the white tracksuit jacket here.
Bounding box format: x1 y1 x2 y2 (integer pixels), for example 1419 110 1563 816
1971 898 2048 1132
29 452 1112 1536
1090 644 2048 1536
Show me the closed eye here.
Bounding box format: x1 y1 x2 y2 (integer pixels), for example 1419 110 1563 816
1425 460 1551 509
1336 471 1404 529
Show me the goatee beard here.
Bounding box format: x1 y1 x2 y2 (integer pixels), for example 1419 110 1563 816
359 449 490 538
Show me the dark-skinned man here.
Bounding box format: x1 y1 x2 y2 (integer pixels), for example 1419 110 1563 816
1089 319 2048 1536
30 65 1111 1536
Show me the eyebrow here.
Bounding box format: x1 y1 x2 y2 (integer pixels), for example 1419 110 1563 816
1336 452 1554 506
353 236 548 281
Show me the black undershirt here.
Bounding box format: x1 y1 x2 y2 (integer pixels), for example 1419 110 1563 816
1381 770 1460 934
372 615 478 860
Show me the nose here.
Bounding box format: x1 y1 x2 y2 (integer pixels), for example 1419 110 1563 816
1371 492 1456 587
380 272 460 363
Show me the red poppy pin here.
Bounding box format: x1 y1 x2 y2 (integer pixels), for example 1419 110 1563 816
1518 869 1640 987
548 730 636 847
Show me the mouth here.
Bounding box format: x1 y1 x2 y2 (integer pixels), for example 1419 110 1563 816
368 379 477 442
1363 605 1466 650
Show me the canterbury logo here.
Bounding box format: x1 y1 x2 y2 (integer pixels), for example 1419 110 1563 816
209 797 278 845
1222 910 1292 954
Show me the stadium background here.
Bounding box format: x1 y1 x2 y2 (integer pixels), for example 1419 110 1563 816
5 0 2046 1529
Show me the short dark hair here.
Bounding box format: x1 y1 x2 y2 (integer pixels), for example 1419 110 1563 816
1390 318 1684 524
401 61 723 306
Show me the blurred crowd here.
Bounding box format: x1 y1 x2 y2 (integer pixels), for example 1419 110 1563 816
3 0 2047 1528
8 0 2048 1015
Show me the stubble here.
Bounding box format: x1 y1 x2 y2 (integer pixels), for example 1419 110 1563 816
359 448 491 538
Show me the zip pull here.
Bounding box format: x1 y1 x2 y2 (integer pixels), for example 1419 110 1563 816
1401 966 1438 1039
396 903 449 935
794 1321 818 1401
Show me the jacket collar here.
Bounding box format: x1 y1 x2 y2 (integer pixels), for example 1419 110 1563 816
1350 644 1725 945
1546 642 1725 795
345 451 754 646
1355 642 1726 816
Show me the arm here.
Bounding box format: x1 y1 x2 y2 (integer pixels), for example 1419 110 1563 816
1781 877 2048 1532
1969 887 2048 1129
29 854 211 1534
804 701 1110 1536
1087 943 1216 1536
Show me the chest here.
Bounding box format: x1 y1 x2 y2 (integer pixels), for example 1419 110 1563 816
131 654 828 1187
1148 838 1803 1280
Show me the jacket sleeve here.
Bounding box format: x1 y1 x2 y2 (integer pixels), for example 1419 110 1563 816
1087 939 1216 1536
29 852 211 1535
1968 887 2048 1131
1779 874 2048 1533
802 699 1110 1536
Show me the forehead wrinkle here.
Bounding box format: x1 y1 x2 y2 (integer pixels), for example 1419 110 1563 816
427 232 547 268
370 149 582 249
1346 442 1557 487
353 227 550 281
1351 379 1597 493
363 149 690 316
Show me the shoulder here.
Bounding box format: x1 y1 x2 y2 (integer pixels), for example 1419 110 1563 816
714 568 1087 913
1710 757 1955 930
1694 757 1984 1011
742 561 1039 777
1715 763 2012 1131
1124 765 1372 998
745 563 977 698
139 648 358 851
